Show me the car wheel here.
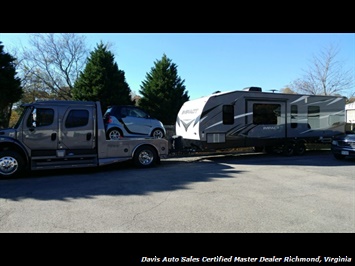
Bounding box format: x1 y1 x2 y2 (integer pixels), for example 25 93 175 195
106 128 122 140
0 151 25 179
133 145 158 168
152 129 164 139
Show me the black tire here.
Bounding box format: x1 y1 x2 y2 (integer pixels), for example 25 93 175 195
106 128 122 140
282 143 294 156
294 142 306 156
133 145 158 168
0 151 25 179
151 129 164 139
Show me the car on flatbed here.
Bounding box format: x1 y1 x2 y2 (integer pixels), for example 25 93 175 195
103 105 166 140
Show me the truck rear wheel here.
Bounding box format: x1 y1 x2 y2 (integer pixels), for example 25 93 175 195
0 151 25 178
133 145 158 168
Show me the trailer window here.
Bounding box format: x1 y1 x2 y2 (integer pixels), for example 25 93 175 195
65 110 89 128
307 106 320 129
223 105 234 125
329 114 344 126
253 104 281 125
291 105 298 128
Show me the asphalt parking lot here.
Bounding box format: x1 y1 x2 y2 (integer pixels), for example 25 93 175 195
0 149 354 233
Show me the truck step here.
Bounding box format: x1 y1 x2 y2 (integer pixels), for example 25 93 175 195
31 157 98 170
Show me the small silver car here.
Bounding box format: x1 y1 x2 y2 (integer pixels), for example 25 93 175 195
103 105 166 140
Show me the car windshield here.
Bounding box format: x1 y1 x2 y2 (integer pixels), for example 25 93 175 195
104 108 113 116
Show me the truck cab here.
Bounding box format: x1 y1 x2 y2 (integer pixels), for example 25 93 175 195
0 100 169 178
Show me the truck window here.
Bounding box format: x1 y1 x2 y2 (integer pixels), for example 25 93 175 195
223 105 234 125
65 110 89 128
253 104 281 125
26 108 54 128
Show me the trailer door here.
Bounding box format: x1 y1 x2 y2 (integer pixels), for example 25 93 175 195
245 100 287 139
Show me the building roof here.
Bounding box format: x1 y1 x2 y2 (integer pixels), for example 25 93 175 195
345 102 355 110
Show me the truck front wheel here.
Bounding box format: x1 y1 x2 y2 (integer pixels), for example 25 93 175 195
0 151 25 178
133 145 158 168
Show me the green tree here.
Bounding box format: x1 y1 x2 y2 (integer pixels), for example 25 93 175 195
0 42 23 128
72 42 133 112
139 54 189 125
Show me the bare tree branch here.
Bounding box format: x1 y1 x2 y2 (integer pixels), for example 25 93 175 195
19 33 88 100
290 44 353 96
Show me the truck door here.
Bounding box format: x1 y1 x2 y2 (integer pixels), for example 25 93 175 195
22 106 59 150
245 100 287 139
59 106 96 150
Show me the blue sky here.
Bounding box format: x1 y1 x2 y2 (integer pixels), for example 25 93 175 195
1 33 354 100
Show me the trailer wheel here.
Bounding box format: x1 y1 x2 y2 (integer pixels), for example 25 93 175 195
294 142 306 156
133 145 158 168
0 151 25 179
282 143 294 156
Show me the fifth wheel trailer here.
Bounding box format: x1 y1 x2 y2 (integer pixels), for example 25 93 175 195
175 87 346 155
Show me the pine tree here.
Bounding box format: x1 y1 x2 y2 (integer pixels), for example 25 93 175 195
139 54 189 125
0 42 23 128
72 42 133 112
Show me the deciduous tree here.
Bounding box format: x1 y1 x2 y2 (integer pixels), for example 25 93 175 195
290 44 353 96
20 33 88 100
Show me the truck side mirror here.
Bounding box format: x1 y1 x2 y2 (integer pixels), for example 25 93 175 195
30 108 37 128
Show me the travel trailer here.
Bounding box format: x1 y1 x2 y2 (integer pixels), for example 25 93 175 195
175 87 346 155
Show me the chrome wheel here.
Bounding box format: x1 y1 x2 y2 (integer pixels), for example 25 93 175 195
0 156 18 175
134 146 157 168
0 151 24 178
152 129 164 139
107 129 122 140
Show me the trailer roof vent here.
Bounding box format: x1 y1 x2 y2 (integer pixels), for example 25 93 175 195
242 87 262 92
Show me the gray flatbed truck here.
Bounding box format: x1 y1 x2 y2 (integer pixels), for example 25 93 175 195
0 100 169 178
